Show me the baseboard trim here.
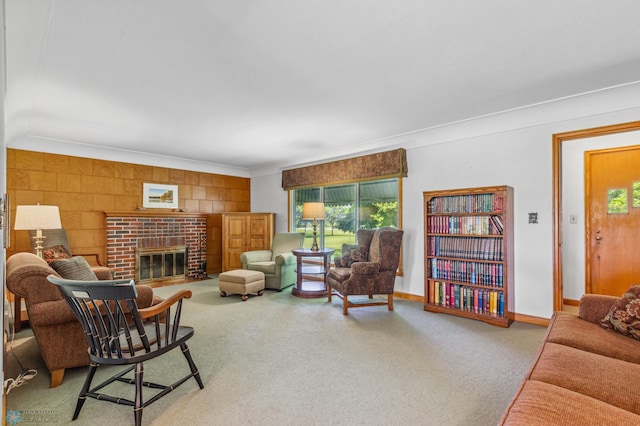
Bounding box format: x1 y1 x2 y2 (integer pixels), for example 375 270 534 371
394 291 423 303
563 298 580 306
394 291 550 327
513 313 549 327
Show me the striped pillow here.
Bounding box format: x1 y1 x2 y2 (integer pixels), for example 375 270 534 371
49 256 99 281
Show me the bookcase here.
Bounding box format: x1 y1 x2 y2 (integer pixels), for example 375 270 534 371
423 185 514 327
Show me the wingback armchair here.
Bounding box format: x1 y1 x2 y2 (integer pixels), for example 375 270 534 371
240 232 304 291
327 227 404 315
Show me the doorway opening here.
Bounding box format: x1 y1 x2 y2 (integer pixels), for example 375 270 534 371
553 120 640 312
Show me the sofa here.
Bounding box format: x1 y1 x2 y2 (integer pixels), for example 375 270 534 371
6 252 156 388
499 292 640 424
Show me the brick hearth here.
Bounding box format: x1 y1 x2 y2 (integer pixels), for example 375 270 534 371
105 211 207 281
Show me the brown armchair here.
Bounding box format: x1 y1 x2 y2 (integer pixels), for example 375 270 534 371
6 252 155 387
327 227 404 315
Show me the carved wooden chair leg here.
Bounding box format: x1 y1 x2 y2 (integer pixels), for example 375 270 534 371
134 363 144 426
181 343 205 389
73 363 98 420
388 294 394 311
343 294 349 315
49 368 65 388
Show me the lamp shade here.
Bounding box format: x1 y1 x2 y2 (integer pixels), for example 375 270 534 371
302 202 325 220
14 205 62 230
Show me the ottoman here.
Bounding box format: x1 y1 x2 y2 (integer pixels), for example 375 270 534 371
219 269 265 301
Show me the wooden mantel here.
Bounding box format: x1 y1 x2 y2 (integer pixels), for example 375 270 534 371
104 210 208 218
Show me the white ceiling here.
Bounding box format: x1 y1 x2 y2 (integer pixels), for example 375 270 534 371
5 0 640 175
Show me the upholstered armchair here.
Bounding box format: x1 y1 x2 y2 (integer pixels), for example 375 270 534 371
327 227 404 315
6 252 155 388
240 232 304 291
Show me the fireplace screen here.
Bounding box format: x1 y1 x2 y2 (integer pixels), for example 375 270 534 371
136 246 187 283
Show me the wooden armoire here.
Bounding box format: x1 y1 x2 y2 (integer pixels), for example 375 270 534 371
221 213 275 271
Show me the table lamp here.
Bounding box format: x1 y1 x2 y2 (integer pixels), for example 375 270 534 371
14 204 62 258
302 202 325 251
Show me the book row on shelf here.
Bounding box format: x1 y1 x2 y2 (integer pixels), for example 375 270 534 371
428 236 504 261
428 281 506 317
429 258 504 287
427 215 503 235
427 193 505 214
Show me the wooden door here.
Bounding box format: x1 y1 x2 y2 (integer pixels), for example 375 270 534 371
586 145 640 296
248 215 272 251
222 213 275 271
223 214 247 271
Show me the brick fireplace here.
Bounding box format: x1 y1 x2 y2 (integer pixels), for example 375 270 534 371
105 211 207 282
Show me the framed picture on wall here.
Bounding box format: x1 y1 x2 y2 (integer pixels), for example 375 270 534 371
143 183 179 209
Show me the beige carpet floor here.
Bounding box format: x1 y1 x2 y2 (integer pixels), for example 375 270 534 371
5 277 546 425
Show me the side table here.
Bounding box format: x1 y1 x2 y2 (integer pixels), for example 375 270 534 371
291 248 335 298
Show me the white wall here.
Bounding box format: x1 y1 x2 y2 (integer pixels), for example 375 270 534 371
562 130 640 300
251 82 640 319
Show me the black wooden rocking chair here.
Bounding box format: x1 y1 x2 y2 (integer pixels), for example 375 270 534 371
47 276 204 425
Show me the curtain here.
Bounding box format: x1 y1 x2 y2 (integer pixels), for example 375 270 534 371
282 148 407 190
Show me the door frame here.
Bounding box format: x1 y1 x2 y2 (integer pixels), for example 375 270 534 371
552 120 640 311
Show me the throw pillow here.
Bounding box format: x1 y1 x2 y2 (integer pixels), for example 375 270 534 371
600 285 640 340
42 245 72 262
333 244 356 267
49 256 99 281
333 244 368 268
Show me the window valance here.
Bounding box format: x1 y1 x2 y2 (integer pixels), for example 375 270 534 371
282 148 408 190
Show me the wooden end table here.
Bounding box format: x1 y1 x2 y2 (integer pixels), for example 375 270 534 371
291 248 335 298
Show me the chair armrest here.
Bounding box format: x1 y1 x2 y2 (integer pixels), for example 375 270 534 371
275 253 297 266
351 262 380 275
240 250 273 264
135 285 155 309
578 294 619 323
93 266 114 280
138 289 192 320
77 253 105 267
28 299 78 325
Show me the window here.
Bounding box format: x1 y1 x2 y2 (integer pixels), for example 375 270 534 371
291 178 400 257
608 188 628 214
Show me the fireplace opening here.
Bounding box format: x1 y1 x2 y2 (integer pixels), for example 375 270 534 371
136 246 187 284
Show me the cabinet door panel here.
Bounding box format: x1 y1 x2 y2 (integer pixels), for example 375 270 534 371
222 213 274 271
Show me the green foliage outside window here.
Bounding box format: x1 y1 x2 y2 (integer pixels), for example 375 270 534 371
608 188 628 214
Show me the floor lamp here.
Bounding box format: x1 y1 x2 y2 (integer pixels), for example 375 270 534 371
14 205 62 258
302 202 325 251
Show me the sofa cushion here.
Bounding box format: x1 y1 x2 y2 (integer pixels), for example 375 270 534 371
49 256 99 281
527 341 640 414
600 285 640 339
545 312 640 364
42 244 72 262
499 380 640 425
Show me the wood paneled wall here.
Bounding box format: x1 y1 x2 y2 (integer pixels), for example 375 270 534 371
6 149 250 274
